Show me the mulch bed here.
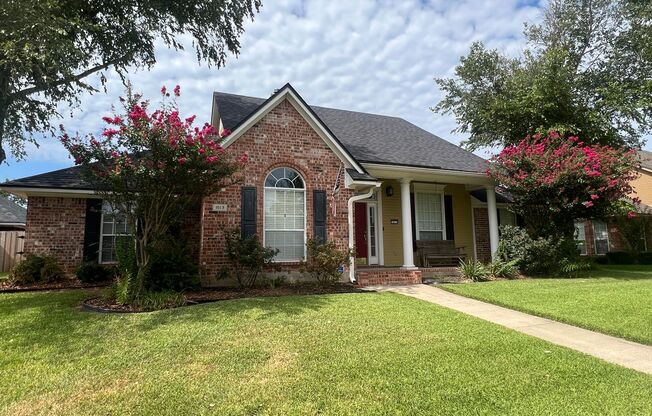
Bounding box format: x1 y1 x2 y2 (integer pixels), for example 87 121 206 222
0 280 109 293
83 282 369 313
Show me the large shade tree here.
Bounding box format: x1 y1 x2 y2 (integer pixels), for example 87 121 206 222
434 0 652 151
61 85 245 301
0 0 261 163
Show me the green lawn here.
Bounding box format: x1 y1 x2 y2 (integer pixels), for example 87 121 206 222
442 265 652 345
0 290 650 415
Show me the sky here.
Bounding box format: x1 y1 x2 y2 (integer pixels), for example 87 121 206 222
3 0 644 182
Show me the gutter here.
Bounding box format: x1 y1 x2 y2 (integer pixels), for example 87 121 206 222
347 185 379 283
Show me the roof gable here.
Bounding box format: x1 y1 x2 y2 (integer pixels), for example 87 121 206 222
0 196 27 225
218 84 366 173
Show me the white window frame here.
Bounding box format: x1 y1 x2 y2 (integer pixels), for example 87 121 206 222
414 191 446 241
574 221 587 256
98 202 131 264
498 208 517 227
263 168 307 262
592 220 610 255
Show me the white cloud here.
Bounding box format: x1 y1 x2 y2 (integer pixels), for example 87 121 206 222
10 0 574 173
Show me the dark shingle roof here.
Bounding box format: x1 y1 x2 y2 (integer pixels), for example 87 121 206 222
214 91 486 173
2 166 92 190
0 196 27 224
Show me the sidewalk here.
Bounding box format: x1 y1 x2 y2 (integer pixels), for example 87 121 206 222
371 284 652 375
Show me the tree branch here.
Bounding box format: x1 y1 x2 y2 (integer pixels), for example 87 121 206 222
8 56 127 103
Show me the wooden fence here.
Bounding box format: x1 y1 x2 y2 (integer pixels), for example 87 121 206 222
0 231 25 273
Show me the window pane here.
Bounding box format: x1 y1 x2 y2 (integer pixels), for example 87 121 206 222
593 221 609 255
265 231 304 261
416 193 442 239
499 209 516 226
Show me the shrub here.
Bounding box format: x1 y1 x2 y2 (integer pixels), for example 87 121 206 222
76 263 115 283
224 230 279 288
115 236 137 279
487 259 519 279
9 254 64 285
111 276 132 305
638 252 652 265
458 259 490 282
559 259 594 278
147 237 200 292
301 239 352 286
497 225 579 276
605 251 636 265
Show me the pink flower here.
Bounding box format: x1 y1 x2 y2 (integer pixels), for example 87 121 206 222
239 153 249 164
102 128 120 138
111 151 120 158
185 115 196 125
206 155 218 163
173 85 181 97
582 201 594 208
178 157 187 165
590 194 599 200
627 211 637 219
220 128 231 138
161 86 167 95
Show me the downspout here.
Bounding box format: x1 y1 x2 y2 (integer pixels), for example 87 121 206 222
348 186 377 283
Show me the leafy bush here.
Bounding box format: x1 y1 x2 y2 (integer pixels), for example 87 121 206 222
76 263 115 283
487 259 519 279
9 254 65 285
605 251 636 265
301 239 352 286
111 276 132 305
638 252 652 265
458 259 490 282
147 237 200 292
224 230 279 288
559 259 594 278
115 236 138 279
497 225 579 276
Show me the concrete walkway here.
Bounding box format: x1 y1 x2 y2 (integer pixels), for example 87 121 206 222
371 284 652 375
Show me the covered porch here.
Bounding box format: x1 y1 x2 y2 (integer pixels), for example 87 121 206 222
346 164 501 286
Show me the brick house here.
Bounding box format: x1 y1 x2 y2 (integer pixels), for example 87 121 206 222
573 150 652 257
1 84 505 285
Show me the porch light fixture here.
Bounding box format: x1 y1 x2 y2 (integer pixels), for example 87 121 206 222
385 185 394 197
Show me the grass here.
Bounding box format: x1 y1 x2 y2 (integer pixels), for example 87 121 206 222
0 290 651 415
442 265 652 345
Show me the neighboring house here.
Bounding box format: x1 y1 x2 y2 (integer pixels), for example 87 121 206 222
0 196 26 231
0 84 504 286
574 150 652 256
0 196 26 272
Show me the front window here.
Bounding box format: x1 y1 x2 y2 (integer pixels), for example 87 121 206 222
593 220 610 255
574 221 587 255
498 208 516 227
264 167 306 261
415 192 444 241
99 202 132 263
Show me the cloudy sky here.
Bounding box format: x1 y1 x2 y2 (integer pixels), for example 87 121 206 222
4 0 643 181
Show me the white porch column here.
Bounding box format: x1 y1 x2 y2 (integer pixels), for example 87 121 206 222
400 178 415 268
486 185 500 259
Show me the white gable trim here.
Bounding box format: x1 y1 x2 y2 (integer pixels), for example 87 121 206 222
219 86 365 173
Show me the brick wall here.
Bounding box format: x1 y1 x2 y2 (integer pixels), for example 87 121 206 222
199 98 354 285
356 268 422 286
24 196 86 275
473 207 491 262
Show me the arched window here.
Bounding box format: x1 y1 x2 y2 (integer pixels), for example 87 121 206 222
264 167 306 261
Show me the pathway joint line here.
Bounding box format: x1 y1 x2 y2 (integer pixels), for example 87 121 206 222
378 284 652 375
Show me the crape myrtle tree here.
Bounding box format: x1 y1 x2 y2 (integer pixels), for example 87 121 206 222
488 131 639 239
60 85 246 301
0 0 261 163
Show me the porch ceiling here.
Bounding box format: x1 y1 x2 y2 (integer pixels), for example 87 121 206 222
362 163 492 186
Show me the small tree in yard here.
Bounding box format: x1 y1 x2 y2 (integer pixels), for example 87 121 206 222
488 131 639 239
60 85 245 302
224 230 279 288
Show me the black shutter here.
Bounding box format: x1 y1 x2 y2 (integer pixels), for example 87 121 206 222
410 192 417 245
241 187 257 239
444 195 455 240
313 190 327 244
83 199 103 263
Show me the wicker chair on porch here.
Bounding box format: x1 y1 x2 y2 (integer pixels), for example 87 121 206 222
415 240 466 267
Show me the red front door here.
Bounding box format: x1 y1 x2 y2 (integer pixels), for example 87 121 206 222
354 202 368 259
